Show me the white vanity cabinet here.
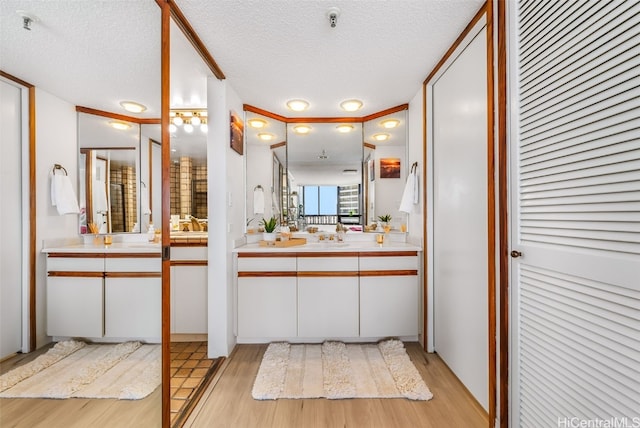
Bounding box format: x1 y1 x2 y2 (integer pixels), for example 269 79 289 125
104 255 161 339
359 251 419 337
237 254 297 339
45 250 161 342
170 246 208 335
297 254 359 338
46 255 104 338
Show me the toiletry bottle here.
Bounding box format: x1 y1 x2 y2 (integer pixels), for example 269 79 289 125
148 223 155 242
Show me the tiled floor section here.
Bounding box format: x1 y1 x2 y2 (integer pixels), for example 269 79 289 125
170 342 224 427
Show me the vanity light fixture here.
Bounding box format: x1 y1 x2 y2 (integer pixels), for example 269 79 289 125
336 124 354 133
200 121 208 133
119 101 147 113
170 110 208 132
248 118 267 128
286 99 309 112
191 113 202 126
380 119 400 129
183 122 194 133
340 99 363 112
293 125 312 134
172 113 184 126
109 120 131 130
169 124 177 133
258 132 275 141
372 133 390 141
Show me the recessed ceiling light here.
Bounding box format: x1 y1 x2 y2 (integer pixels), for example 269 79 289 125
286 99 309 112
258 132 275 141
372 133 390 141
119 101 147 113
340 99 363 112
380 119 400 128
109 121 131 130
248 118 267 128
336 124 354 133
293 125 311 134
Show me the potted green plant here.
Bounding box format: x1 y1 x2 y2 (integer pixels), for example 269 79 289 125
260 216 278 241
378 214 392 232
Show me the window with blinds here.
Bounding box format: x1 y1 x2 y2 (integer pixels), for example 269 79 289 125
514 0 640 426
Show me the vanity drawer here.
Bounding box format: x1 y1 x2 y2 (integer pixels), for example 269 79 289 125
105 256 161 272
297 256 358 272
237 256 296 272
47 256 104 272
359 252 419 271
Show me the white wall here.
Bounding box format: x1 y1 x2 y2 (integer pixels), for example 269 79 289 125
35 88 79 348
207 77 244 357
407 89 424 243
245 143 275 225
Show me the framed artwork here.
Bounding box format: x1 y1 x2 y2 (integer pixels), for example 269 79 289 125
230 111 244 155
380 158 401 178
369 159 375 181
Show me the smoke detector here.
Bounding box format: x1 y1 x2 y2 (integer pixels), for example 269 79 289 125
327 7 340 28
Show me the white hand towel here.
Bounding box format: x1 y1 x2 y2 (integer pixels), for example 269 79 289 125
51 173 80 215
253 187 265 214
399 171 418 214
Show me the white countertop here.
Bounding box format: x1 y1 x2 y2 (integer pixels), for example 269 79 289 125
234 241 421 253
42 241 161 254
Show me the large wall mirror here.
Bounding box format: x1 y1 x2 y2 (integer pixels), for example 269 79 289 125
244 107 408 233
78 112 142 234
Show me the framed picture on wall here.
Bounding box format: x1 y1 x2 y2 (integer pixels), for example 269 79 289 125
369 159 375 181
230 111 244 155
380 158 400 178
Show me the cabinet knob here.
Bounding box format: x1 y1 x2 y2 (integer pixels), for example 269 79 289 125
510 250 522 258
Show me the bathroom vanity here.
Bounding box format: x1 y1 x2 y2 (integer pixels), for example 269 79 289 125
233 238 421 343
43 240 162 343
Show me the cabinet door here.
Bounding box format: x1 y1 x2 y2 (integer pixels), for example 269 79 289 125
298 276 359 338
47 276 103 338
237 276 297 338
172 265 207 334
104 277 161 340
360 275 419 337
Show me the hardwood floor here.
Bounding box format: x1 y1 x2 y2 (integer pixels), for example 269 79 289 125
0 344 161 428
184 343 488 428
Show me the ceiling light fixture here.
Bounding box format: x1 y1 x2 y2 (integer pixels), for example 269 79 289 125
109 121 131 131
286 99 309 112
336 124 354 133
340 99 363 112
248 118 267 128
258 132 275 141
380 119 400 128
293 125 311 134
119 101 147 113
372 133 390 141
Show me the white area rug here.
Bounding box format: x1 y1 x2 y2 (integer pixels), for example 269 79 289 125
0 340 161 400
252 339 433 401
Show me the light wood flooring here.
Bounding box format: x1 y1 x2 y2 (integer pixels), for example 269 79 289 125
184 343 489 428
1 342 488 428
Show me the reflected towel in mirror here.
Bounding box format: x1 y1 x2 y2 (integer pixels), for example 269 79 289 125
93 180 108 213
51 171 80 215
399 169 418 214
253 187 265 214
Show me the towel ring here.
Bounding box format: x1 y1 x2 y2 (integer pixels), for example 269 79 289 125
410 162 418 173
53 164 68 175
254 185 263 191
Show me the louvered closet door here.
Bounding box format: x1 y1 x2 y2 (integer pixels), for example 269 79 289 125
511 1 640 426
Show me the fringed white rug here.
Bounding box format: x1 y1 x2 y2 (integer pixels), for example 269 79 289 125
0 340 161 400
252 339 433 401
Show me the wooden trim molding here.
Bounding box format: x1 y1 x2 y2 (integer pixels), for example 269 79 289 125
359 270 418 277
297 271 359 277
361 104 409 121
170 260 208 267
237 252 297 258
359 251 418 257
104 253 162 258
238 271 297 278
270 141 286 150
75 106 161 124
295 252 359 258
167 0 225 79
364 142 376 150
104 272 162 278
243 103 409 124
46 252 105 258
47 271 104 278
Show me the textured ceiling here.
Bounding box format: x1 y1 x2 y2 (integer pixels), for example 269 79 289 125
1 0 483 119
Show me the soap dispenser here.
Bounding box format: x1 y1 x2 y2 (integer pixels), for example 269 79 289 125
147 223 155 242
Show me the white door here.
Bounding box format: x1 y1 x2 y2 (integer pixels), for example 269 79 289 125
431 25 489 411
0 78 25 358
510 1 640 425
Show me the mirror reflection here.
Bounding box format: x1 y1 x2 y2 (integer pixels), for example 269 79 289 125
245 113 287 231
78 112 140 234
